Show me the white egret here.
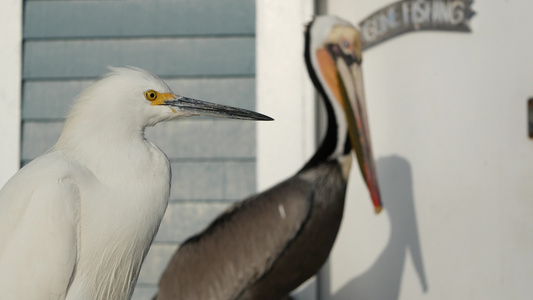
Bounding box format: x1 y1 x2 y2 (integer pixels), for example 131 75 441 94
0 66 271 300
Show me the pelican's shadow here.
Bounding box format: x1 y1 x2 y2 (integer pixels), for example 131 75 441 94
323 155 428 300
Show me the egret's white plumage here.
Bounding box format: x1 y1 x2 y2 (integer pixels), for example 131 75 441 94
0 66 270 300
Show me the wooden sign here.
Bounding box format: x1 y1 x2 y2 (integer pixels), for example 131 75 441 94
360 0 475 50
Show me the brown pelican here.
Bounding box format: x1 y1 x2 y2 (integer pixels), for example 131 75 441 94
155 15 381 300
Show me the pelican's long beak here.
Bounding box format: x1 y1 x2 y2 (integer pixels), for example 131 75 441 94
164 96 273 121
315 40 382 213
340 61 382 214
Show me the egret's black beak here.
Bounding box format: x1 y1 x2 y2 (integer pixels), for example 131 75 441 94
164 96 273 121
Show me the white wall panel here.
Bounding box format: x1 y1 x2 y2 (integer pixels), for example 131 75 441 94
320 1 533 299
0 0 22 188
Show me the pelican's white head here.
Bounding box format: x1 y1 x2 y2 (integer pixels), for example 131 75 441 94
305 16 381 213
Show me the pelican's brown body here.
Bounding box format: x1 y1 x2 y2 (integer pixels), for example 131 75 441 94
157 159 348 300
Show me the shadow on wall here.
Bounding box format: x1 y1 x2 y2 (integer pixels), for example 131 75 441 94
322 155 428 300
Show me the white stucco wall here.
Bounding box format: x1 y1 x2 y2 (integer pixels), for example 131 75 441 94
0 0 22 188
323 1 533 299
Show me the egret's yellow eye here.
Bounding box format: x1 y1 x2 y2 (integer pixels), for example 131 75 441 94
144 90 158 101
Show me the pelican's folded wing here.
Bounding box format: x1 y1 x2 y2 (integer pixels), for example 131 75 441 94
157 176 313 300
